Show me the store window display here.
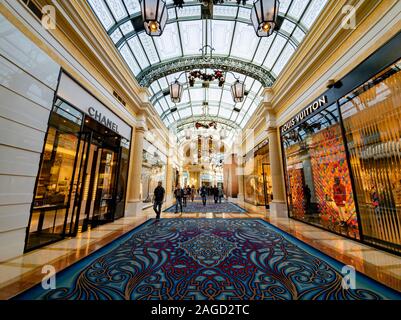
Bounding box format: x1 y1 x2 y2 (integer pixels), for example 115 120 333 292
244 143 272 207
282 103 359 238
340 59 401 252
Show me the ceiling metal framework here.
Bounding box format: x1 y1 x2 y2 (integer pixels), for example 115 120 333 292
88 0 328 137
137 56 275 87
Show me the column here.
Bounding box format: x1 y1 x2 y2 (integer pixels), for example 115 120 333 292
126 121 146 216
266 120 287 218
262 87 287 217
237 155 245 202
165 159 174 202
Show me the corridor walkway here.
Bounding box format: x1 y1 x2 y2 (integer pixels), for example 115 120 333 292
0 201 400 299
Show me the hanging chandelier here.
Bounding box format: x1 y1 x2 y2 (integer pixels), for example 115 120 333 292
169 80 183 103
141 0 168 36
231 79 245 103
251 0 280 37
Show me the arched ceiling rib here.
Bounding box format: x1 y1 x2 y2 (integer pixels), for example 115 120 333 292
88 0 328 133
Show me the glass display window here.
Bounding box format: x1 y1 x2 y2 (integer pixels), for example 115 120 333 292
244 143 271 207
282 103 359 239
339 59 401 252
27 99 83 249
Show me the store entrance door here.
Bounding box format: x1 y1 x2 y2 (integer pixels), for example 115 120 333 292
82 143 119 230
65 118 121 234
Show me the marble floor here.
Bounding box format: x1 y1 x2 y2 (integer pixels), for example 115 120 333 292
0 199 401 299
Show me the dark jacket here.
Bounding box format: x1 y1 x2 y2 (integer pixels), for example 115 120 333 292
154 185 165 202
174 188 184 199
200 187 207 197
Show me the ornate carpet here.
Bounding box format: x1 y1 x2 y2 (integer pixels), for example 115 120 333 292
164 200 247 213
14 219 401 300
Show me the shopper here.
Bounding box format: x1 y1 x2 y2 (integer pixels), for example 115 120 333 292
213 185 219 203
153 181 165 220
218 185 224 203
182 185 188 207
191 185 196 202
174 184 184 213
200 184 207 206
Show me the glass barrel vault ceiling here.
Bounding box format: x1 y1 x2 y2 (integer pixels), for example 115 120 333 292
88 0 328 132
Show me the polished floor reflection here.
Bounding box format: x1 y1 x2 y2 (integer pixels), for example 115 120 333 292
0 199 401 299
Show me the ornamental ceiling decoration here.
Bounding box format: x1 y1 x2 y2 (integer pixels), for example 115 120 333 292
88 0 328 141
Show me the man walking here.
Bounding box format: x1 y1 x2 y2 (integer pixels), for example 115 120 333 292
200 184 207 206
153 181 165 220
174 184 184 213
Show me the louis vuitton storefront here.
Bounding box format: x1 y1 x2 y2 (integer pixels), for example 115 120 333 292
25 73 132 251
280 32 401 254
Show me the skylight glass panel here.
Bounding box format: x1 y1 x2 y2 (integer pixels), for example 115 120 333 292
138 33 160 64
272 42 296 76
219 107 232 119
302 0 327 29
176 5 201 18
150 80 161 93
120 44 141 75
166 114 174 124
180 20 203 56
154 102 163 115
287 0 309 21
158 77 169 90
153 23 181 60
179 107 192 118
244 77 254 91
237 7 251 21
231 23 259 61
110 28 123 43
281 20 296 35
120 21 134 35
105 0 127 21
208 88 222 101
128 37 149 69
293 27 306 43
279 0 292 14
159 98 169 111
209 106 219 116
252 36 274 65
168 7 177 20
211 20 234 56
190 88 204 101
213 5 238 18
193 106 203 115
263 34 287 70
221 89 233 105
88 0 114 30
124 0 140 15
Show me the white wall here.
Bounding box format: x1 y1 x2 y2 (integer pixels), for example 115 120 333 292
0 13 60 261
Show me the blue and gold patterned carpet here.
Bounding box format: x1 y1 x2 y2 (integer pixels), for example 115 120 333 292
164 200 247 213
14 219 401 300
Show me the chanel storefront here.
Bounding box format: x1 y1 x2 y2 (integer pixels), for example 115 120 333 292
281 32 401 254
25 72 132 251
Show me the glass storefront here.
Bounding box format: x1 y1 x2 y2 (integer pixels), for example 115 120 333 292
26 98 131 251
141 140 166 202
244 143 272 207
281 55 401 253
340 59 401 252
282 103 359 238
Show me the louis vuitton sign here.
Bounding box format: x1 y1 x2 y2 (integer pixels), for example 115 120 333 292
281 95 328 134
